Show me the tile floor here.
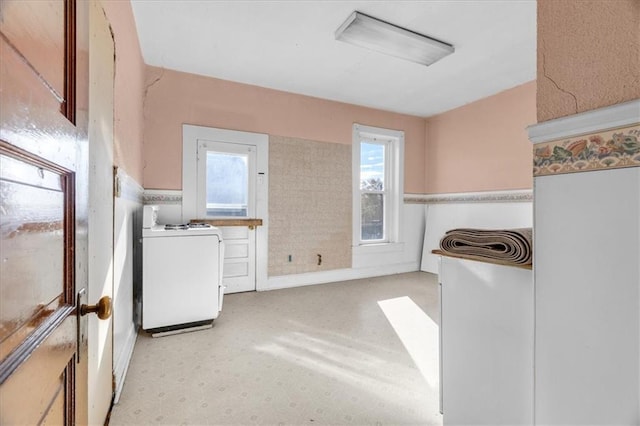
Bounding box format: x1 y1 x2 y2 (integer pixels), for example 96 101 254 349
110 272 442 425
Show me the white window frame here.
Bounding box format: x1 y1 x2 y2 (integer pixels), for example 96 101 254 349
352 123 404 248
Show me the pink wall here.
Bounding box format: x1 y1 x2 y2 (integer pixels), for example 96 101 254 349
537 0 640 122
143 66 426 193
425 81 536 194
100 0 145 184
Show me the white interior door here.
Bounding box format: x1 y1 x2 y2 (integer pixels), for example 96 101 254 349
88 1 115 423
197 140 257 293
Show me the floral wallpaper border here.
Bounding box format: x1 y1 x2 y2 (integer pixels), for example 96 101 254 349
533 125 640 177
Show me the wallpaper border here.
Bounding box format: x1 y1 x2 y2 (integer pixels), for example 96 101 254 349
404 189 533 204
142 189 182 205
532 125 640 177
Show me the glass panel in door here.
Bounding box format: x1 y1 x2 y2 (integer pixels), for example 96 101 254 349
197 141 255 219
205 151 248 217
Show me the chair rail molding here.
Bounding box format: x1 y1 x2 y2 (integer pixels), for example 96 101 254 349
527 99 640 144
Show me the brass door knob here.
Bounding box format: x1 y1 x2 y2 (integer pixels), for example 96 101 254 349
80 296 112 320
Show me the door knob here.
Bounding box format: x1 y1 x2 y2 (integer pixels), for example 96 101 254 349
80 296 112 320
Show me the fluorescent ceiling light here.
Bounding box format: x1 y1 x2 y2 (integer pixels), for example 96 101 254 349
335 11 454 67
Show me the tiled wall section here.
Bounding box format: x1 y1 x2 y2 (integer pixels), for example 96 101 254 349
269 136 352 276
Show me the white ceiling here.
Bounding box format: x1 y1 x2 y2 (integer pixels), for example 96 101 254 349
131 0 536 118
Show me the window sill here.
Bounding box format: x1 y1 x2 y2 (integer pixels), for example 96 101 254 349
353 242 405 255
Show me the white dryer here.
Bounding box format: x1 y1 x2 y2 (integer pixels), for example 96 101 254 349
142 205 224 335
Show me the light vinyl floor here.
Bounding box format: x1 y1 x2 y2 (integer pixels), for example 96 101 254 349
110 272 442 425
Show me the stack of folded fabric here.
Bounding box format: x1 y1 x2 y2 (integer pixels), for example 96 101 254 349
438 228 533 267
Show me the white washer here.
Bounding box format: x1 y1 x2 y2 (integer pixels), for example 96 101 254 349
142 206 224 334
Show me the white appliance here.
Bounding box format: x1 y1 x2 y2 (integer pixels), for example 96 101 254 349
142 205 224 335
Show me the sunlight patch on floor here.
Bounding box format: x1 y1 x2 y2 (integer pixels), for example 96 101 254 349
378 296 440 389
254 330 425 401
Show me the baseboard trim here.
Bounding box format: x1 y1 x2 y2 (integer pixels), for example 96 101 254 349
113 325 138 404
262 261 420 291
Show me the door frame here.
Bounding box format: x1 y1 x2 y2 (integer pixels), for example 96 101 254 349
182 125 269 291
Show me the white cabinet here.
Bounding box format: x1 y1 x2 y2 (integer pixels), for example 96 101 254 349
439 256 533 425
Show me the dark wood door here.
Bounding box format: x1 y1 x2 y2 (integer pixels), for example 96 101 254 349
0 0 90 423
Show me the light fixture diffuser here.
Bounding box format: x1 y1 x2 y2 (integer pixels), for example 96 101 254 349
335 11 454 67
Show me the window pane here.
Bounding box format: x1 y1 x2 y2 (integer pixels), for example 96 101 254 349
360 142 385 190
361 193 384 240
206 151 248 217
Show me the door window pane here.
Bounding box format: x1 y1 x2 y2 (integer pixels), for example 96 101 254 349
361 193 384 240
205 152 248 217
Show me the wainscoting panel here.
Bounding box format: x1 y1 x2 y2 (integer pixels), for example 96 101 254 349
140 187 425 290
113 168 143 403
529 99 639 424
